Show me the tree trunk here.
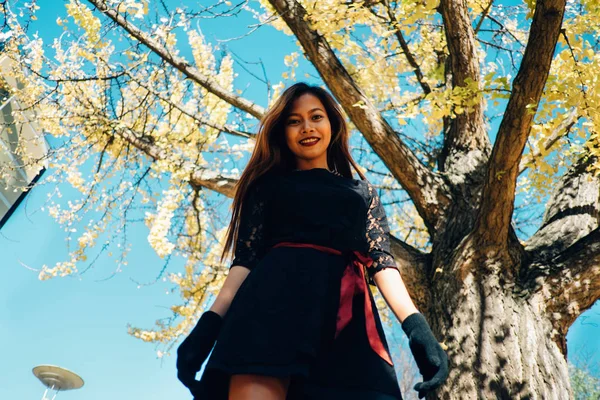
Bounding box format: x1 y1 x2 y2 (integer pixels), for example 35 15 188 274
418 155 600 399
431 254 571 399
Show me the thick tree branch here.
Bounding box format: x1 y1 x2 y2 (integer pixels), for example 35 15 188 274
388 236 431 312
523 154 600 263
115 129 238 196
86 0 265 119
437 0 490 173
189 168 238 196
98 117 239 197
517 153 600 351
439 0 482 85
520 226 600 354
267 0 451 235
544 228 600 331
472 0 566 247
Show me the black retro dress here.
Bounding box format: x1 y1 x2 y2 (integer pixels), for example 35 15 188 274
199 167 403 400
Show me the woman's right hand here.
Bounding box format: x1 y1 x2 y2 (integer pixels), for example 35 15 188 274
401 312 449 399
176 310 223 395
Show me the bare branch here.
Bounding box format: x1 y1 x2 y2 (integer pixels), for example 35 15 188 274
518 109 580 176
379 0 431 95
485 13 525 48
474 0 494 35
121 67 254 139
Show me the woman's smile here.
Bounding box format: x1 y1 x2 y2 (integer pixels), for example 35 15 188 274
299 137 320 146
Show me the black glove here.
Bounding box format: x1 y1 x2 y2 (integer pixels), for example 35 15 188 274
401 313 449 399
176 310 223 397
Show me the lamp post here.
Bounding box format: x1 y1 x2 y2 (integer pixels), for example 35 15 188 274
32 365 84 400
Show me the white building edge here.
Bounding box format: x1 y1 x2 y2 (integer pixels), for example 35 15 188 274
0 42 49 229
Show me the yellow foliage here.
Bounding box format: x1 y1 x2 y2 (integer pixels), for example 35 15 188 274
65 0 105 48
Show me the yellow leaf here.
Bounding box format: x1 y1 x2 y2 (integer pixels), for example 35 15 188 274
381 29 397 38
585 48 595 59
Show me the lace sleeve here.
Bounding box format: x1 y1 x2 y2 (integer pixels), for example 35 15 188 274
365 182 399 286
230 180 268 272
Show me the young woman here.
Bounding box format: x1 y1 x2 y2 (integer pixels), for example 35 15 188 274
176 82 449 400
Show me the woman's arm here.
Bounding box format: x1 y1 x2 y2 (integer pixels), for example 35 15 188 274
208 266 251 317
373 268 419 323
210 177 270 318
364 181 418 322
375 267 450 398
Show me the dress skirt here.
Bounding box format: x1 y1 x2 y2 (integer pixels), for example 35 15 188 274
199 246 403 399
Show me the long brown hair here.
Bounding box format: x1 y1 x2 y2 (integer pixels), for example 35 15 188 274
219 82 367 267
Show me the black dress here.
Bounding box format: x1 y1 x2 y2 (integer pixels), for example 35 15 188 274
199 167 403 399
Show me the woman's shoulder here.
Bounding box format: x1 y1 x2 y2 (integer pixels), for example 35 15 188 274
351 178 377 204
332 173 372 200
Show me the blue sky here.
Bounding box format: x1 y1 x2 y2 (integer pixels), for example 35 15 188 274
1 1 599 399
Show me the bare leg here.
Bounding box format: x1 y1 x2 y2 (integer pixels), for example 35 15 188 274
229 374 291 400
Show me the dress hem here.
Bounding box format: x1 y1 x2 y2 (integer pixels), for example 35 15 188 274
204 359 311 380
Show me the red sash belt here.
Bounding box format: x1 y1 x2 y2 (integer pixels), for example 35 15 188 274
270 241 393 366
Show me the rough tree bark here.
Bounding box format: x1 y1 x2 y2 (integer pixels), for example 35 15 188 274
84 0 598 398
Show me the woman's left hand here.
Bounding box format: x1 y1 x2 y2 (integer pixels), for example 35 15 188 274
401 312 449 399
176 310 223 396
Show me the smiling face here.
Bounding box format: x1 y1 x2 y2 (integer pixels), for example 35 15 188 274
284 93 332 171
